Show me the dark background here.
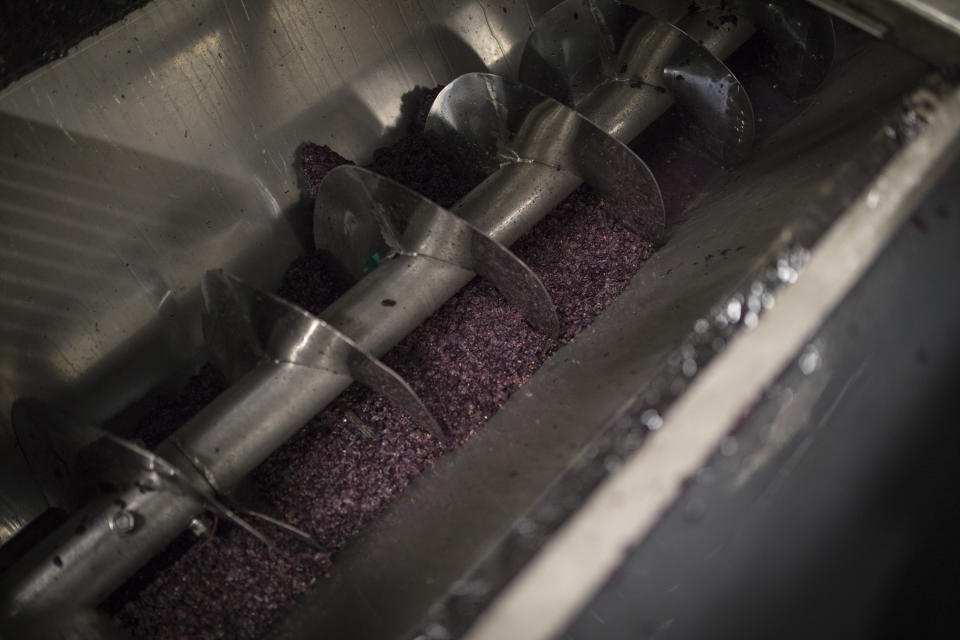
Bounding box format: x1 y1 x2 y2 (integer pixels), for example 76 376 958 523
0 0 148 89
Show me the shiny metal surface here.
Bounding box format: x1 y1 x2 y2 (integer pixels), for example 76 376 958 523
5 1 937 637
0 6 759 613
518 0 755 162
315 165 560 337
89 428 291 552
269 37 929 640
0 0 537 545
201 269 443 438
632 1 835 98
3 395 316 617
426 72 665 239
0 444 204 617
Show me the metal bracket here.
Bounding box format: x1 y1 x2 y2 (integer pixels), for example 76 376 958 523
9 400 294 553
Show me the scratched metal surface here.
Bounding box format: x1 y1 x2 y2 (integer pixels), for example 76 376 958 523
0 0 557 545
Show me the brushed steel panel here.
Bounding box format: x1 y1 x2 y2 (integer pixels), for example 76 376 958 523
0 0 547 543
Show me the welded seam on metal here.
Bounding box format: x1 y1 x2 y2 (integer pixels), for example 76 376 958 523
314 165 561 338
463 83 960 640
200 269 444 439
425 72 666 240
518 0 756 163
0 9 757 617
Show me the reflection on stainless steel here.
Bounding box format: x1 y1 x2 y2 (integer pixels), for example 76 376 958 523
427 72 664 238
87 429 271 548
1 397 324 619
273 38 935 640
623 1 836 98
201 269 443 438
0 0 765 619
0 0 499 539
519 0 756 163
316 164 560 337
810 0 960 64
6 1 956 639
